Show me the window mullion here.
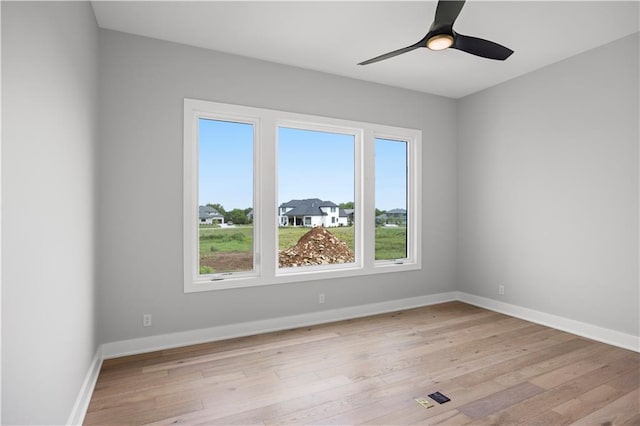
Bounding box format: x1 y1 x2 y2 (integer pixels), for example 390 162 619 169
259 114 278 279
361 128 376 269
184 108 199 288
408 134 422 266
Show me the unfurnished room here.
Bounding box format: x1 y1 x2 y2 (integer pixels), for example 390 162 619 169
1 1 639 424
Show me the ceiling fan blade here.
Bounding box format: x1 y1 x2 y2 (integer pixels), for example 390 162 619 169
358 42 423 65
452 33 514 60
433 0 466 28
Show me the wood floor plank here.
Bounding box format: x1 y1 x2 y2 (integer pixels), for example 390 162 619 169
529 358 608 389
421 409 473 425
621 413 640 425
208 377 386 425
457 382 545 420
493 341 621 387
203 375 352 421
471 349 639 425
271 375 435 425
568 389 640 425
606 365 640 393
382 329 577 393
83 302 640 425
452 337 593 388
141 331 341 374
550 384 624 425
520 410 565 426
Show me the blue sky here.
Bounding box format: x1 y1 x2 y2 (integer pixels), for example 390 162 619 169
278 127 354 205
375 138 407 211
199 118 407 211
199 119 254 210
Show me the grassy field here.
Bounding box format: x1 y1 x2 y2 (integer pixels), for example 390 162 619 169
277 226 355 251
374 226 408 260
199 225 407 271
199 226 253 253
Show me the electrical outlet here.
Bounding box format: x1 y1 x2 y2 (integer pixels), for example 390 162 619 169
143 314 152 327
319 293 325 304
498 285 505 295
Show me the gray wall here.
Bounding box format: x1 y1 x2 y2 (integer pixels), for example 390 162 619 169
97 30 458 344
1 2 99 425
2 7 636 422
457 33 639 335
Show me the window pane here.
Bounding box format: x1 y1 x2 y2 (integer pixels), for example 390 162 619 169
278 127 355 268
375 138 408 260
198 118 254 274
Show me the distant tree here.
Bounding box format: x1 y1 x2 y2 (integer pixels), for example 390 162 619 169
339 201 354 210
243 207 254 224
207 203 226 216
375 208 386 217
228 208 248 225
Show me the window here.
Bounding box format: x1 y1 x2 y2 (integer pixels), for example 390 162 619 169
278 126 356 270
197 118 254 275
184 99 421 292
375 138 408 261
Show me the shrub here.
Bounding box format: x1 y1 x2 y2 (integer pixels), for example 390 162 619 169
199 265 214 274
231 232 246 241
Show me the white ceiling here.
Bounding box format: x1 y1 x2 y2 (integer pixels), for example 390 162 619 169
92 1 639 99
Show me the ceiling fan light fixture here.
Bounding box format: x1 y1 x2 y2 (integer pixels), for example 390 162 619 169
426 34 454 51
358 0 514 65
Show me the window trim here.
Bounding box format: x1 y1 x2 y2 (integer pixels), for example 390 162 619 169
184 98 421 293
184 104 263 289
275 119 362 275
373 134 417 266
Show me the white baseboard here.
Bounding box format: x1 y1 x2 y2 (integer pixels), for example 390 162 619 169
101 292 458 359
457 292 639 352
73 290 638 425
66 346 103 426
102 291 640 359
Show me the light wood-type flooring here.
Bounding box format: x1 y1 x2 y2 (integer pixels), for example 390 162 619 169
85 302 640 425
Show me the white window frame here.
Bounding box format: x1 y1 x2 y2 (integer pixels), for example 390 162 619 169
184 99 421 293
275 119 363 275
373 134 419 267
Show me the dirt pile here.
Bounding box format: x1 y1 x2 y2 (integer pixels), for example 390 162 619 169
279 227 355 267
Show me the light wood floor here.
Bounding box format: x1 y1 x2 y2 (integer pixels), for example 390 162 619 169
85 302 640 425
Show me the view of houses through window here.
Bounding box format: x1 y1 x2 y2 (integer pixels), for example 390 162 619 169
277 127 356 268
197 122 410 274
375 138 408 260
198 118 255 275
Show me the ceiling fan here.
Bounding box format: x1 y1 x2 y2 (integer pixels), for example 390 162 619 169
358 0 514 65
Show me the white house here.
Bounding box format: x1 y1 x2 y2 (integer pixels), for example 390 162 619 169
385 208 407 225
279 199 345 228
199 205 224 225
338 208 352 227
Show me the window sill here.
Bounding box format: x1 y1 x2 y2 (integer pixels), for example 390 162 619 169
184 262 421 293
